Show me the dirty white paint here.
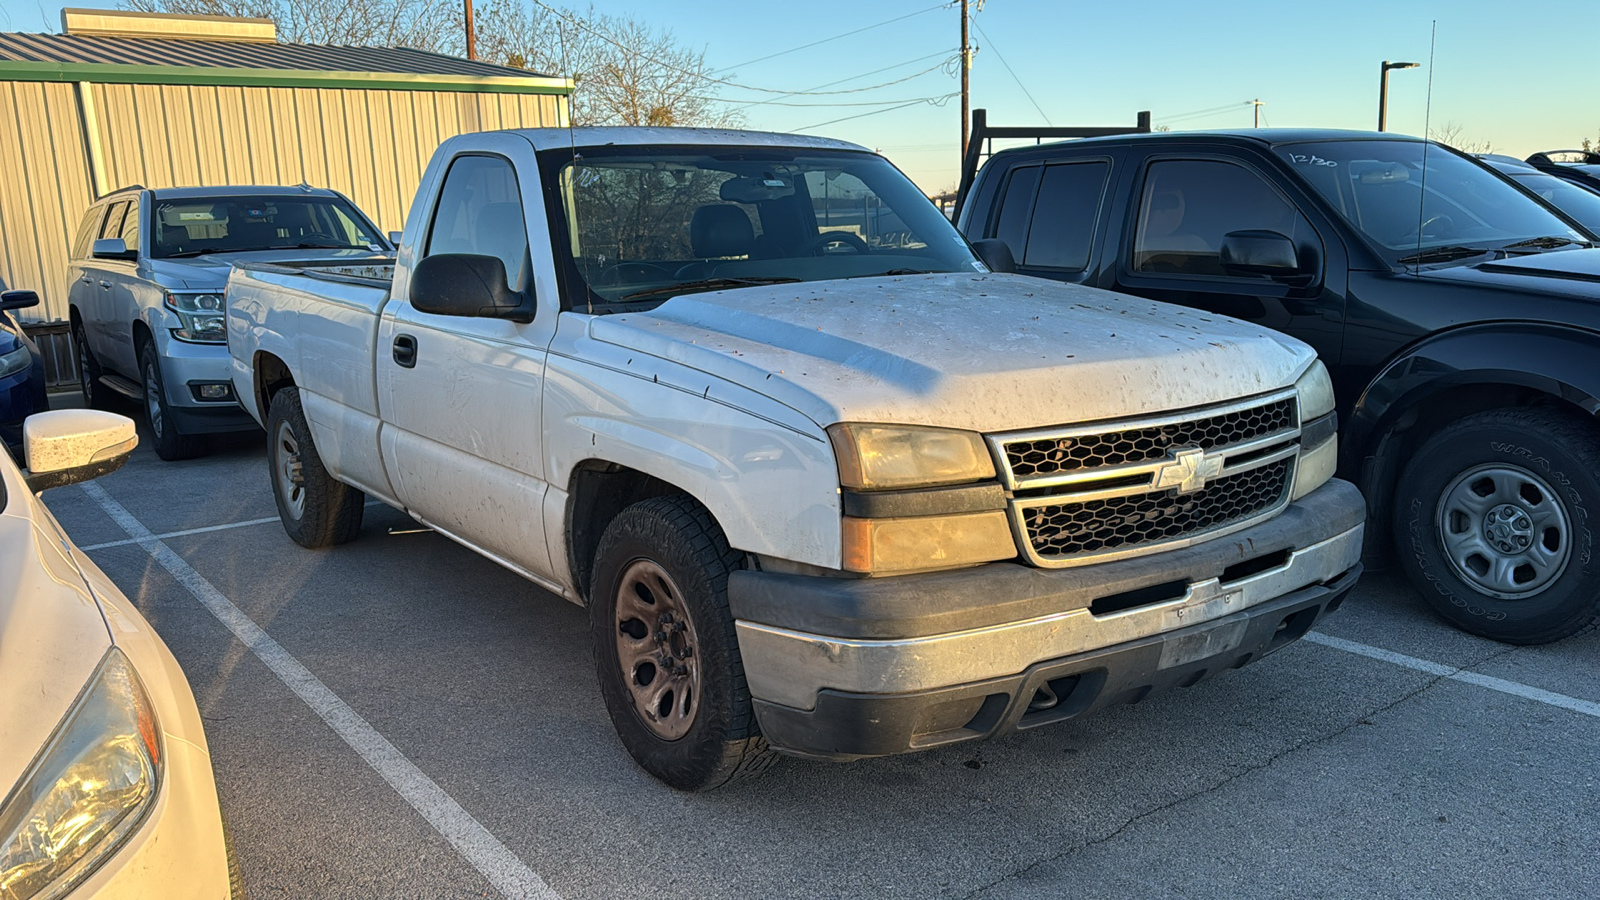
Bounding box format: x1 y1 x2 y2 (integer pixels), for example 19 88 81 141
21 409 138 475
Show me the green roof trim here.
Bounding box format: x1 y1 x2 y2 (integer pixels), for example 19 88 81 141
0 59 572 94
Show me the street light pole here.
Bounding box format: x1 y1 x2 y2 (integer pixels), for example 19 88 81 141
1378 60 1419 132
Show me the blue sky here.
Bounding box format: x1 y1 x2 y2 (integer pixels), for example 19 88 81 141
5 0 1596 191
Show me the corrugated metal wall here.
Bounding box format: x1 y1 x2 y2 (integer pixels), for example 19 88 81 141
0 80 565 322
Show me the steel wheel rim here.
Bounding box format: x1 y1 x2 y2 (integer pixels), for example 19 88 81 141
613 558 700 741
274 420 306 521
142 360 163 438
1436 463 1571 599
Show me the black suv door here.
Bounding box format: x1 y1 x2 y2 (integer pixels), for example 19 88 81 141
1107 150 1350 369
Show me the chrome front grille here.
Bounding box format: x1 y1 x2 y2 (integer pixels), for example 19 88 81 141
991 391 1301 568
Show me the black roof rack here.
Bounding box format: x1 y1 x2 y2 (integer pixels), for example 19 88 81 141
1527 149 1600 166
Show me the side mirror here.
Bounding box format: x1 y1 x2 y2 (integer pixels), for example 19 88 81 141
92 238 137 261
388 231 404 248
971 238 1017 274
1 290 39 311
410 254 534 324
23 410 138 493
1220 230 1301 278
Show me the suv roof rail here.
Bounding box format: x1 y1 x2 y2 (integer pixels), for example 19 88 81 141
1528 149 1600 166
954 108 1151 221
101 184 146 198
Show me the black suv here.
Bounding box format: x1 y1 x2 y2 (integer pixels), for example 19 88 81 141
958 127 1600 644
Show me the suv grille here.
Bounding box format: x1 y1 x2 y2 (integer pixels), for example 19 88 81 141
991 393 1300 567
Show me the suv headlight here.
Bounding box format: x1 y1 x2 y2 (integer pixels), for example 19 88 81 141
1292 360 1337 501
0 345 30 379
164 292 226 344
0 649 162 900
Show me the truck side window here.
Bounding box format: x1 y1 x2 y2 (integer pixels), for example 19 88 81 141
72 207 104 259
1133 160 1308 277
425 155 530 291
991 166 1041 258
1022 162 1110 271
119 198 141 256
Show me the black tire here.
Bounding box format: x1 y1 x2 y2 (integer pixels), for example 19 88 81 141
589 495 777 791
138 334 201 461
1394 407 1600 644
72 317 113 411
265 386 364 548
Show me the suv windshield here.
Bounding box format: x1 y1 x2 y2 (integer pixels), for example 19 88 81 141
1279 141 1589 263
547 147 980 309
151 196 386 258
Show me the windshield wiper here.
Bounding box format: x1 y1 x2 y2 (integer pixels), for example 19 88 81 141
1396 245 1494 266
160 248 231 259
619 277 800 301
845 268 931 278
1502 236 1592 252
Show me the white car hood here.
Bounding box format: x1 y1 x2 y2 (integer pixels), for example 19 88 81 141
590 273 1316 432
0 481 113 792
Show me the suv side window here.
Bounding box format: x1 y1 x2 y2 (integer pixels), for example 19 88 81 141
119 198 141 256
72 206 106 259
425 155 529 291
1132 159 1309 277
98 201 129 242
1021 162 1110 271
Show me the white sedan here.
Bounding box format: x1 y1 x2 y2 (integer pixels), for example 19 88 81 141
0 410 236 899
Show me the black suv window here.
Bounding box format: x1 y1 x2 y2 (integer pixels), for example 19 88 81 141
991 166 1040 258
119 199 141 256
426 155 529 290
72 206 104 259
1022 162 1110 270
98 201 128 242
1133 159 1309 276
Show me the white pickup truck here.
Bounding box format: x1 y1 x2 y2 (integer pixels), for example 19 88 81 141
226 127 1366 791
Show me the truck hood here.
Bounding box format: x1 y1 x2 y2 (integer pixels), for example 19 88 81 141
1416 247 1600 297
0 488 113 792
590 273 1316 432
147 249 392 289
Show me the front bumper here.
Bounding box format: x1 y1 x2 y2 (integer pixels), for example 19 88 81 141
154 333 255 433
731 478 1365 761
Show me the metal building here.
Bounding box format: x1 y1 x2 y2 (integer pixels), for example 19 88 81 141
0 8 571 324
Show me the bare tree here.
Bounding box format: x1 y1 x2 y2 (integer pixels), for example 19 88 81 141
474 1 737 128
1428 120 1495 155
122 0 463 52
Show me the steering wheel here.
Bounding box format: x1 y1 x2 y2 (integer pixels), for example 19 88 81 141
591 262 673 286
807 231 870 255
1399 214 1457 243
298 232 345 245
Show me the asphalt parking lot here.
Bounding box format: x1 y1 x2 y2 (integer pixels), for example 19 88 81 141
40 398 1600 900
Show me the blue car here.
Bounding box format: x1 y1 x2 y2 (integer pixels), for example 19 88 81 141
1 281 49 458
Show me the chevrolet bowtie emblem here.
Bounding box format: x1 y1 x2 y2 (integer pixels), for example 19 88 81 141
1154 447 1224 493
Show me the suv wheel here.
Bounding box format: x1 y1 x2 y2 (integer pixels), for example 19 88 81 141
1394 407 1600 644
73 319 113 410
138 335 201 461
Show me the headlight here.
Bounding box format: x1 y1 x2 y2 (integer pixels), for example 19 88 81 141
0 650 161 900
164 292 226 343
827 423 995 490
1292 359 1337 501
0 345 30 379
1294 359 1335 420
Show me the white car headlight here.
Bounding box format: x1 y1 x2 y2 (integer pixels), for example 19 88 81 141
164 292 226 344
0 345 31 379
1292 359 1338 501
0 649 161 900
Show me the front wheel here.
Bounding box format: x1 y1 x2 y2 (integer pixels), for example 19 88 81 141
1394 407 1600 644
589 496 776 791
265 387 364 548
138 335 200 460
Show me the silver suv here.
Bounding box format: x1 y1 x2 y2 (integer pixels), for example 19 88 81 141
67 185 392 459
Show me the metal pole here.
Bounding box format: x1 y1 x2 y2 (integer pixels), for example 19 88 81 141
1253 99 1260 128
960 0 971 157
1378 61 1389 131
464 0 477 61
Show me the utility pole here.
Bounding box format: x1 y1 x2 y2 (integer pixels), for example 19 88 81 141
960 0 971 156
1250 99 1263 128
464 0 477 61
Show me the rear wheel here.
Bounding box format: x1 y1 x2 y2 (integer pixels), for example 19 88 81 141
72 318 113 410
265 386 364 548
138 335 200 460
589 495 776 791
1394 407 1600 644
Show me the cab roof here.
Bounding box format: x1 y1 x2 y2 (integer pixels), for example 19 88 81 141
502 126 871 154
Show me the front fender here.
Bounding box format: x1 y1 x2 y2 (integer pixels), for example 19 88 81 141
1345 321 1600 468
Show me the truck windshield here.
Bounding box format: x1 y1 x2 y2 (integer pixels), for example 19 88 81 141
151 196 386 258
1279 141 1590 263
548 147 981 307
1502 171 1600 234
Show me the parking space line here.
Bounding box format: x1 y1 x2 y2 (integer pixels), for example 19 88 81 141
1305 632 1600 719
80 482 559 900
78 516 284 551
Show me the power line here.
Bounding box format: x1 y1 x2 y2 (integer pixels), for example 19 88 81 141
689 93 959 109
794 94 958 132
711 3 946 74
971 20 1051 126
730 51 958 112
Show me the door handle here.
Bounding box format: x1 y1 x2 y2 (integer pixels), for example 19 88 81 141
392 334 417 368
98 280 111 289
